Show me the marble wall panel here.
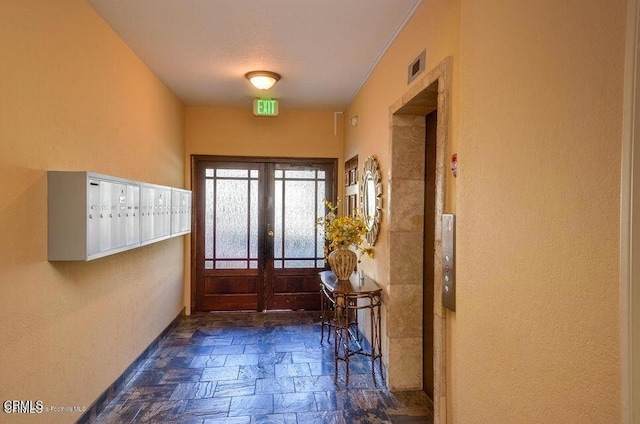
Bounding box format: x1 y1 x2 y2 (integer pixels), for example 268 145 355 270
390 120 427 181
388 179 424 232
386 285 423 338
389 230 424 286
386 337 422 391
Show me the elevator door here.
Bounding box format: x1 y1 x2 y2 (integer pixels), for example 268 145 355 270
423 110 437 398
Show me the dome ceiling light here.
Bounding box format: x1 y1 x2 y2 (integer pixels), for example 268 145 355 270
245 70 281 90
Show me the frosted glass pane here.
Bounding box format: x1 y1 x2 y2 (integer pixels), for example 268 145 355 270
317 260 325 268
215 179 248 259
205 260 213 269
284 260 315 268
250 170 259 178
274 180 283 259
318 171 326 179
284 180 316 258
249 260 258 269
316 181 325 257
216 260 247 269
206 169 214 177
205 179 214 258
250 179 258 259
274 260 282 269
285 170 316 179
217 169 248 178
275 170 283 178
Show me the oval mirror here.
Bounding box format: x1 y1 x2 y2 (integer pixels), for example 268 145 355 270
359 156 382 245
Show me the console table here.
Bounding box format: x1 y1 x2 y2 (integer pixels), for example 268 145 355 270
319 270 383 386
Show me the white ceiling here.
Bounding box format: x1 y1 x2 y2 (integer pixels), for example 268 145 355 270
86 0 423 110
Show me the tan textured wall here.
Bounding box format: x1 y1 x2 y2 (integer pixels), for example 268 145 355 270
455 0 625 422
0 1 185 422
343 0 460 397
345 0 625 422
184 107 343 310
185 107 342 159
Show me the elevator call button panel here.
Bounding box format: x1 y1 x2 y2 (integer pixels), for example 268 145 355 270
442 214 456 311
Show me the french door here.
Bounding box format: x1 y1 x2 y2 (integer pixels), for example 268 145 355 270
192 156 336 312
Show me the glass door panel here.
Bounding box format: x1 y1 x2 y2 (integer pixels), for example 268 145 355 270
204 169 259 270
194 157 335 312
196 162 264 311
273 169 326 269
265 163 334 310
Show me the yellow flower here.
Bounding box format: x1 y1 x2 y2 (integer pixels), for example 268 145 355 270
361 247 374 258
316 198 374 258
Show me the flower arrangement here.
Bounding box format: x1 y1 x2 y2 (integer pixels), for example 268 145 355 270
316 199 374 260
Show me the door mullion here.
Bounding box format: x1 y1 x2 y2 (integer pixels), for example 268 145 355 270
247 172 251 270
314 169 319 267
212 172 216 269
261 163 274 311
278 170 287 269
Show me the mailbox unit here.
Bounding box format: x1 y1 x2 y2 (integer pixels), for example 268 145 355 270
171 188 192 237
48 171 191 261
140 183 172 246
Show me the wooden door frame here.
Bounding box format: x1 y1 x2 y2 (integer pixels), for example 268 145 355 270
190 155 338 314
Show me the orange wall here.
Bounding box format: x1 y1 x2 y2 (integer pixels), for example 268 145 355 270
345 0 626 422
344 0 460 288
0 1 185 422
184 107 343 310
455 0 625 422
343 0 461 407
186 107 342 159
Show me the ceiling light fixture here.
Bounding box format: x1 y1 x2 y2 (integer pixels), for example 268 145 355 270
245 70 281 90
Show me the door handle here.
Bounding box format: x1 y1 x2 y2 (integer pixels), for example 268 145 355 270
268 230 274 237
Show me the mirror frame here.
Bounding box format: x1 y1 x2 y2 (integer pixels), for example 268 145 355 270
359 156 382 245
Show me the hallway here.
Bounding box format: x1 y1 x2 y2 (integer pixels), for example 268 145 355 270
92 312 432 423
1 1 629 422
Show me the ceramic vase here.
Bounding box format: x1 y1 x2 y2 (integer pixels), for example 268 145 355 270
328 245 357 280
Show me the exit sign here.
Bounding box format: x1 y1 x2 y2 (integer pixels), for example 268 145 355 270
253 99 279 117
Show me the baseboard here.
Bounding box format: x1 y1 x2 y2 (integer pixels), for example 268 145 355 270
76 307 185 424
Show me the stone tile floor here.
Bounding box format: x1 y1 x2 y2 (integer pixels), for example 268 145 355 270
94 312 432 423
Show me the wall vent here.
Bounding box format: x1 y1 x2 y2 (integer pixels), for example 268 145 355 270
407 49 426 84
